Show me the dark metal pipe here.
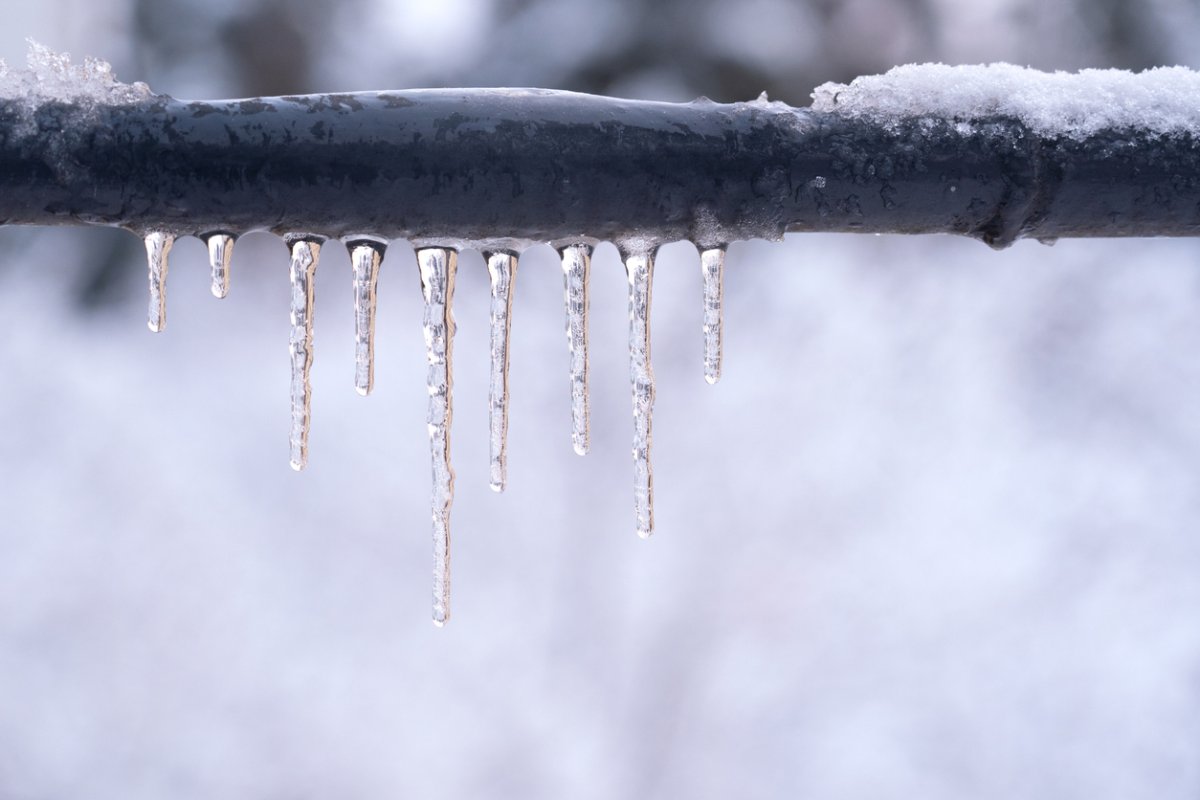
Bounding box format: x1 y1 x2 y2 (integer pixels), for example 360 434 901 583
1 89 1198 249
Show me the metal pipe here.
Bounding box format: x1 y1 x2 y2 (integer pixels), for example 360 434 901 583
2 89 1198 249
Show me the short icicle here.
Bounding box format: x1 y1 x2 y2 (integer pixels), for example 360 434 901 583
144 232 175 332
418 247 458 626
349 242 384 396
207 234 235 299
561 245 592 456
487 252 518 492
700 247 725 384
625 250 657 539
287 238 322 471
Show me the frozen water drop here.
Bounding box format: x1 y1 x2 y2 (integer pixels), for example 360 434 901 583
560 244 592 456
418 247 458 626
625 250 656 538
288 238 321 471
487 251 518 492
144 231 174 332
349 242 384 396
700 247 725 384
206 233 235 299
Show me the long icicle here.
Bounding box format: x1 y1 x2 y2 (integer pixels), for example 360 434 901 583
561 244 591 456
700 247 725 384
350 242 384 396
487 251 518 492
144 231 174 332
625 250 656 538
288 238 321 471
207 233 235 299
418 247 458 626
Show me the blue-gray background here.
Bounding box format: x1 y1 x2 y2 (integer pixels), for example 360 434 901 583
1 1 1199 797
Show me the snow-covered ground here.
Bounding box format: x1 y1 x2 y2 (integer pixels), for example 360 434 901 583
1 229 1198 799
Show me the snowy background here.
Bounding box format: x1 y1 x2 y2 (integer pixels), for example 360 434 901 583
2 1 1200 798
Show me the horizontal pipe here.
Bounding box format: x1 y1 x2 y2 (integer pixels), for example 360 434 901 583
1 89 1198 249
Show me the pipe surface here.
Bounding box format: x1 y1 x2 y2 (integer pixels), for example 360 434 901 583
0 89 1198 249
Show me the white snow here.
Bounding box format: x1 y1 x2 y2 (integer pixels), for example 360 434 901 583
0 40 150 104
812 63 1200 138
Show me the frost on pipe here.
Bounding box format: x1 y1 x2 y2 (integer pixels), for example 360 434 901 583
5 48 1200 623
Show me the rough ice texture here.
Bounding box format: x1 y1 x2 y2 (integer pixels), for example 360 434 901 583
350 244 382 396
0 41 151 104
144 232 174 334
561 246 591 457
288 240 320 471
700 248 724 385
812 63 1200 139
625 253 655 539
418 248 457 626
487 252 517 492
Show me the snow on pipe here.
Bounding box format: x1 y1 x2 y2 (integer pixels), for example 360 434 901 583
6 54 1200 623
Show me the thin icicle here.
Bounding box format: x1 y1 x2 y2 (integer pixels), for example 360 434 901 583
207 234 235 299
625 250 656 538
487 251 518 492
700 247 725 384
144 232 174 332
350 242 383 396
561 244 591 456
418 247 458 627
288 238 321 471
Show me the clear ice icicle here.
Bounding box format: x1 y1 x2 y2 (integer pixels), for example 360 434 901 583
207 234 235 299
350 242 384 396
144 232 174 332
561 245 591 456
418 247 458 626
700 247 725 384
625 251 656 538
487 252 518 492
288 238 321 471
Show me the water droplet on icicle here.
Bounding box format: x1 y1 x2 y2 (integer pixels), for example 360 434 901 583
700 247 725 384
418 247 458 627
144 232 174 332
561 244 591 456
487 251 518 492
287 238 322 471
206 233 235 299
349 242 384 396
625 250 656 539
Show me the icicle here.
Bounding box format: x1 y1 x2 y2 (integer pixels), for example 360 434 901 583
487 251 518 492
418 247 458 626
625 250 656 538
144 231 174 332
349 242 384 396
700 247 725 384
561 244 591 456
207 233 235 299
288 238 321 471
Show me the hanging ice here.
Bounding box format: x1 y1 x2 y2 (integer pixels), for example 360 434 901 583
418 247 458 627
144 231 174 332
625 250 656 538
207 233 235 299
350 242 384 396
288 238 321 471
700 247 725 384
561 245 591 456
487 252 518 492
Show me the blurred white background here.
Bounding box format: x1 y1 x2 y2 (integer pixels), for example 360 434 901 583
1 1 1200 798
